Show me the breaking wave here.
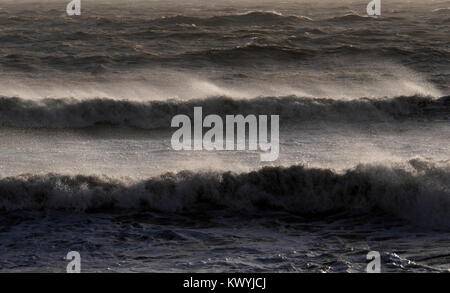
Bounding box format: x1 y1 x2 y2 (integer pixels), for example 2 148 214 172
0 95 448 129
0 159 448 229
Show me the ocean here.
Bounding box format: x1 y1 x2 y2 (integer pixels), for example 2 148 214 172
0 0 449 272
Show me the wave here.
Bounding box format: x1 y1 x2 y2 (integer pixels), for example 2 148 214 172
183 44 315 63
0 158 448 229
3 44 448 71
152 11 312 27
151 11 403 27
431 8 450 13
0 95 448 129
179 44 450 65
327 13 374 22
324 13 404 22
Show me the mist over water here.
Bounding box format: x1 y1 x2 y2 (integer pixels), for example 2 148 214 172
0 0 449 272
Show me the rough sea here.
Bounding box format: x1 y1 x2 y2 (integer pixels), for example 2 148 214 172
0 0 449 272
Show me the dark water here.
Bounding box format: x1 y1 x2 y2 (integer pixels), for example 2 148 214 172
0 0 449 272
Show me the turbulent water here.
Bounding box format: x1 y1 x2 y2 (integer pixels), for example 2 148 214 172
0 0 449 272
